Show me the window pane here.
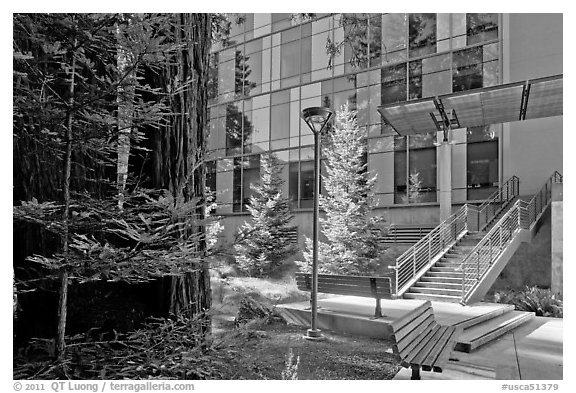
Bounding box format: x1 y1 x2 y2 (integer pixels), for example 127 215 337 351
409 13 437 58
382 14 407 64
382 63 407 104
408 60 422 100
300 161 315 208
208 53 218 102
281 40 301 79
233 157 242 212
467 140 498 200
289 162 299 208
369 15 382 67
394 150 407 203
467 13 498 45
452 46 483 92
206 160 216 193
226 103 243 155
244 48 262 96
409 148 437 202
242 155 261 211
271 103 290 144
301 35 312 74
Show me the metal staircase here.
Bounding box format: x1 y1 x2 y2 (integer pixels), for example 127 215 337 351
391 172 562 352
392 173 561 304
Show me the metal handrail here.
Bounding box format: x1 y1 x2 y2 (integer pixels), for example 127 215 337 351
458 172 562 304
519 170 562 229
392 205 468 297
391 175 520 298
467 176 519 232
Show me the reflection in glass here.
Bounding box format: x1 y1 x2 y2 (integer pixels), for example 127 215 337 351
242 155 261 211
289 162 299 208
300 161 315 209
382 14 407 63
453 46 483 92
382 63 407 105
281 40 301 80
409 14 437 58
408 60 422 100
467 13 498 45
226 103 244 155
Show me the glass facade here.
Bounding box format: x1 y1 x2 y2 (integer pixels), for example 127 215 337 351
207 13 501 213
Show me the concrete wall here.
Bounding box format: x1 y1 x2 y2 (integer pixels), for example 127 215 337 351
551 184 563 294
501 13 563 196
490 208 551 292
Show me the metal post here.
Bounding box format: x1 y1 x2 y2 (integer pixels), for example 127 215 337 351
307 130 322 339
301 106 333 341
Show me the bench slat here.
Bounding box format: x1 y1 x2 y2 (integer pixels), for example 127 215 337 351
395 314 435 356
390 300 433 332
388 300 461 378
431 327 461 373
421 326 456 371
408 324 447 367
314 284 381 298
295 274 392 299
296 274 391 287
394 307 434 346
398 323 438 368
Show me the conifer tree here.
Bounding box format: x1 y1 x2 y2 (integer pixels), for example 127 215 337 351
298 104 385 275
235 153 296 277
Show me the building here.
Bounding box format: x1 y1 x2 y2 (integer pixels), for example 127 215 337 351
205 13 563 279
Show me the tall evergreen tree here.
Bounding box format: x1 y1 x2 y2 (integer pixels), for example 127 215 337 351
235 153 296 277
298 104 386 275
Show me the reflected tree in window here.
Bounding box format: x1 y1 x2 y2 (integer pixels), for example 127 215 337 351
467 13 498 45
452 46 483 92
409 14 437 58
234 50 257 96
225 102 252 155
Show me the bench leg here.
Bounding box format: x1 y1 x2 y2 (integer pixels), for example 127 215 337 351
411 365 421 380
374 298 382 318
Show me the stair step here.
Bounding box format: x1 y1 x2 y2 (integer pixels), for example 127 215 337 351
420 276 461 284
443 253 464 259
452 304 516 330
403 292 461 303
413 282 461 290
430 266 461 273
408 287 461 296
436 261 462 268
455 311 535 353
426 271 463 279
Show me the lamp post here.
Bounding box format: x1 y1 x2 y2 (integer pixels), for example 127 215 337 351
301 106 334 340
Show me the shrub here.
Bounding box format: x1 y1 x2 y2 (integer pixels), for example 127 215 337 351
235 153 297 277
491 286 563 318
297 104 386 275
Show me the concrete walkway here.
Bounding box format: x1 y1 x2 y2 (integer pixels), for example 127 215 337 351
277 295 563 380
394 316 563 380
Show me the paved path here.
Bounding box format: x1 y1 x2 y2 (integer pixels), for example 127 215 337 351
393 316 562 380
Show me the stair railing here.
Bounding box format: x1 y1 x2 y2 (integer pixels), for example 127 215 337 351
467 176 519 232
458 172 562 304
392 205 469 297
391 175 521 298
519 171 562 229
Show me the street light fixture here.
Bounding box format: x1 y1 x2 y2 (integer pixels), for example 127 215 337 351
301 106 334 340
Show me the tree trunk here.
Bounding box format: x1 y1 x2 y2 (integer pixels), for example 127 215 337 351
115 19 136 210
56 39 77 360
151 14 211 329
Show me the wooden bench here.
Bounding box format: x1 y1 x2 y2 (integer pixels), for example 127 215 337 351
295 273 393 318
390 300 461 380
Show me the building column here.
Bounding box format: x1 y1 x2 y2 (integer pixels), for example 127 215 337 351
551 183 563 295
438 141 453 222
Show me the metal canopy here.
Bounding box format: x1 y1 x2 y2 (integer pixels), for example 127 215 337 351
377 74 563 136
